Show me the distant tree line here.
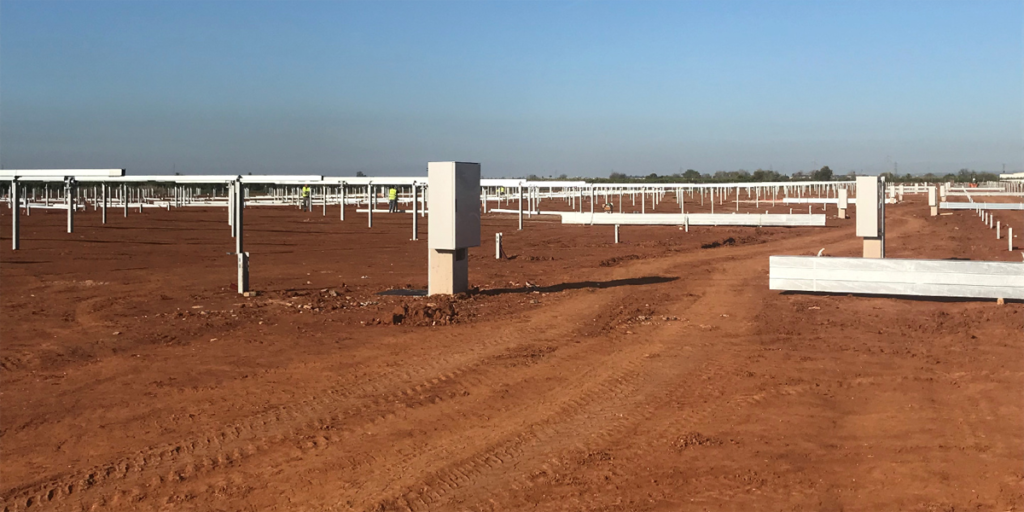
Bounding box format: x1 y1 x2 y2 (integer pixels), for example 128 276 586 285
880 169 1001 184
595 166 838 183
524 167 1001 184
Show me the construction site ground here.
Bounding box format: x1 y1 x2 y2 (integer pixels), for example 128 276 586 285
1 194 1021 511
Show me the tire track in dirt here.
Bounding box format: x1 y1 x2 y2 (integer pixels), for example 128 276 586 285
19 272 708 512
0 301 587 512
353 239 790 511
176 288 679 511
597 229 853 504
589 221 935 507
353 341 660 512
317 273 712 511
443 224 867 510
463 304 756 507
142 305 655 511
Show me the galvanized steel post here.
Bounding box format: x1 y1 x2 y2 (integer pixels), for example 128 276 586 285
234 179 249 294
412 184 419 240
66 178 75 233
11 178 19 250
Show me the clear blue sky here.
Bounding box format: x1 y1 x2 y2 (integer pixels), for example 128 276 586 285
1 0 1021 177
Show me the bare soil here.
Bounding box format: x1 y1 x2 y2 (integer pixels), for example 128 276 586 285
1 194 1021 512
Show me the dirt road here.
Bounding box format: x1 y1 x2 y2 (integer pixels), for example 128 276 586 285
1 195 1021 511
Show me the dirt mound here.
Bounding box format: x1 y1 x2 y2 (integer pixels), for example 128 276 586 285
389 298 459 326
701 237 736 249
599 254 642 267
520 255 556 261
675 432 723 449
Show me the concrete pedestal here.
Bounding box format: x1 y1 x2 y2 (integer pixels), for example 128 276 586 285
863 237 884 259
856 176 885 259
427 161 480 296
429 248 469 295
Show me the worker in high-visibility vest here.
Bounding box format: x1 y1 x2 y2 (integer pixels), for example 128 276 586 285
388 187 398 213
301 185 311 212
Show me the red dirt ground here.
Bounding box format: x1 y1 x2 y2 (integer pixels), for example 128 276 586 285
1 194 1021 512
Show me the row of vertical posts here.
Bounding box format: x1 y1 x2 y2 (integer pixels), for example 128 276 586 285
2 178 1003 267
6 179 433 295
978 208 1016 251
7 179 147 250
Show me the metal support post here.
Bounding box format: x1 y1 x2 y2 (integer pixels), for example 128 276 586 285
340 184 346 221
11 179 19 250
412 184 419 240
367 185 373 228
66 178 75 233
518 186 524 230
229 184 236 237
234 180 249 294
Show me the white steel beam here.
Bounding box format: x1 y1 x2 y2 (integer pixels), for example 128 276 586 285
769 256 1024 300
941 202 1024 210
558 212 826 227
0 169 124 178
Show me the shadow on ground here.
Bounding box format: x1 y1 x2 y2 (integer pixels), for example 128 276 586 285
477 275 678 296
